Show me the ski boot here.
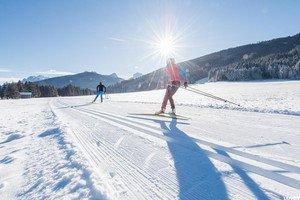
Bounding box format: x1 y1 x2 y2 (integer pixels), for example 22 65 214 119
155 108 165 115
170 108 176 115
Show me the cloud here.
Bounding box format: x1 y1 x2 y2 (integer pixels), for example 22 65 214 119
0 68 11 73
108 37 127 43
0 77 20 84
37 69 74 76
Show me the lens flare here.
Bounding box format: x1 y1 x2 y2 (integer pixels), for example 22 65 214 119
131 7 198 68
146 31 181 64
157 36 176 57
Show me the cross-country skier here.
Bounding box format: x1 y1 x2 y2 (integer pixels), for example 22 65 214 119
155 58 188 115
92 82 106 103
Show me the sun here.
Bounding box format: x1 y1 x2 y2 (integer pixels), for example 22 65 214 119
142 32 181 65
157 36 176 57
136 14 192 65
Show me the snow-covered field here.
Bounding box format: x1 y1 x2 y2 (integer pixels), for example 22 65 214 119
109 80 300 116
0 81 299 199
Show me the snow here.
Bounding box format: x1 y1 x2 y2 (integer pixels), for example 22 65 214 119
108 80 300 116
0 80 299 199
0 99 105 199
1 132 24 144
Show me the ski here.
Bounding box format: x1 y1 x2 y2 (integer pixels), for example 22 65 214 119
128 113 190 120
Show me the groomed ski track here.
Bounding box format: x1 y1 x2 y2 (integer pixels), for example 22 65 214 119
51 97 300 199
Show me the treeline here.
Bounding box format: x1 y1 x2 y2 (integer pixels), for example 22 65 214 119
208 46 300 81
0 81 94 99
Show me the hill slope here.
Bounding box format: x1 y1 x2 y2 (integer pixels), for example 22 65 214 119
36 71 123 90
108 33 300 93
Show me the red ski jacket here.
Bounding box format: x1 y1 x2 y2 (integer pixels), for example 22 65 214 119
166 63 180 82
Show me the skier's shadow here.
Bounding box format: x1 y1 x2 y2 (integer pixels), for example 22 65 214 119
155 118 229 199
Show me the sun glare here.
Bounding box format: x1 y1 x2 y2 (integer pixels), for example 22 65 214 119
157 36 176 57
136 13 194 66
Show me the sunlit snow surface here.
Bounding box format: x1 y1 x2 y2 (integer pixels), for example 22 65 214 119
109 80 300 116
0 81 299 199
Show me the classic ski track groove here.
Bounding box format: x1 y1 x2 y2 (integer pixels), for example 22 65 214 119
72 106 180 198
84 123 178 199
55 100 300 191
82 126 163 199
60 105 157 199
112 100 297 136
55 101 176 199
75 103 300 174
52 101 124 197
69 111 180 197
85 125 176 199
128 113 190 120
53 101 143 198
56 101 251 199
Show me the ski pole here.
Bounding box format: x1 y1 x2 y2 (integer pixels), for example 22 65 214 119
186 86 232 103
180 85 241 106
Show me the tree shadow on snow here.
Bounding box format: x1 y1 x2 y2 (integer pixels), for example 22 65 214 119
155 118 229 199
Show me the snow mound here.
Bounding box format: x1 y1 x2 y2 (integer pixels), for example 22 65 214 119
38 128 60 137
1 132 24 144
18 125 105 199
176 102 300 116
0 155 14 164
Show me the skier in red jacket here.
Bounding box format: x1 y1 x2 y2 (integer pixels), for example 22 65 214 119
156 58 188 115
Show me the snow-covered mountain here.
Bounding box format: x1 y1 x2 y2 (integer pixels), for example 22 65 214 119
133 72 143 79
22 75 50 83
109 73 119 79
36 71 123 90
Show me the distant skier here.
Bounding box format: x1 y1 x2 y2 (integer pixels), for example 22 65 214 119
156 58 188 115
92 82 106 103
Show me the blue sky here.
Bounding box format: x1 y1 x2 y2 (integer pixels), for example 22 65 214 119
0 0 299 82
